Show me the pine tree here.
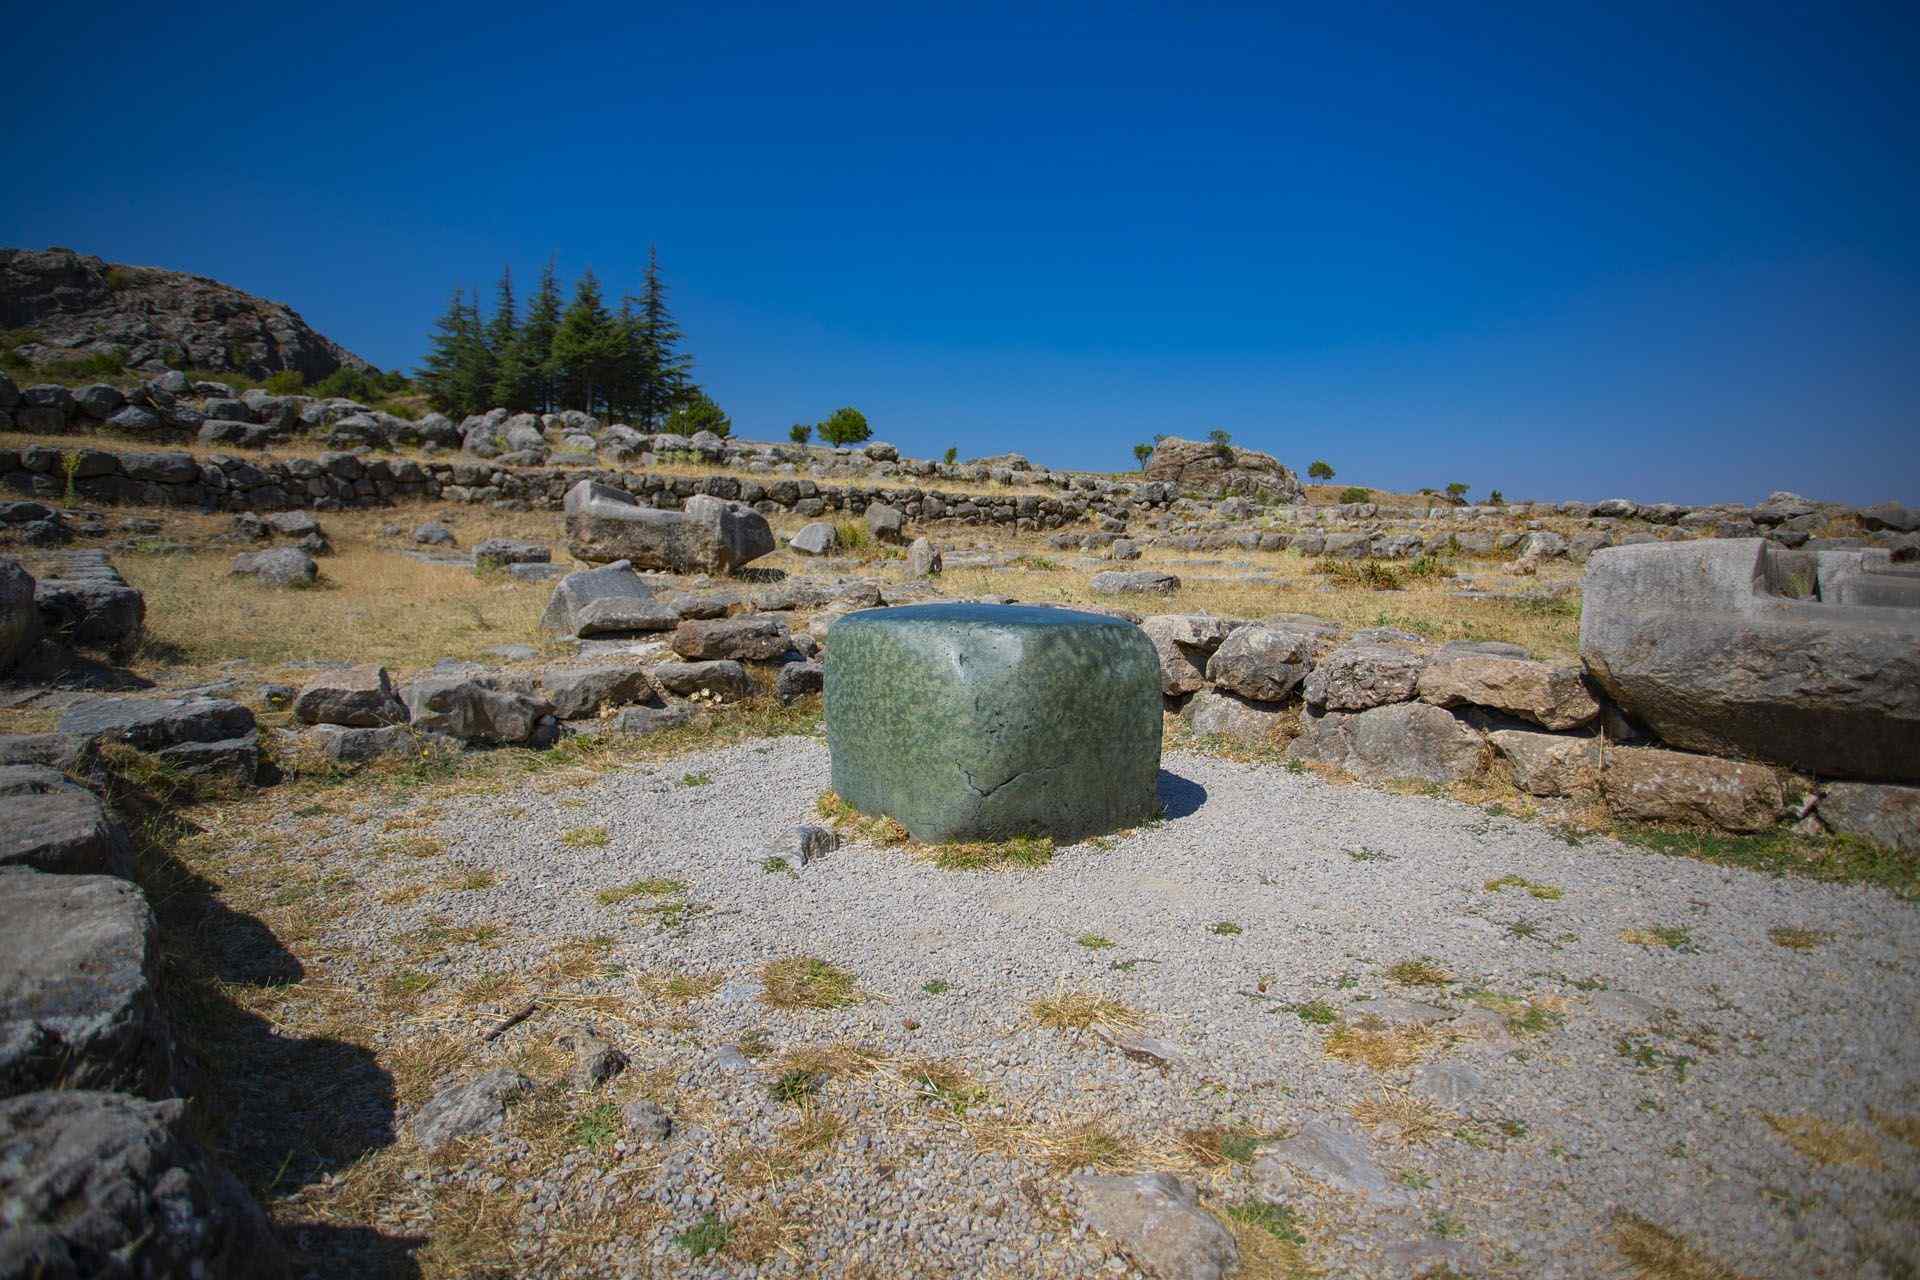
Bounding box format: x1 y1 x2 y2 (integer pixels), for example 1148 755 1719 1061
513 258 563 412
419 289 493 416
629 245 693 428
551 269 624 413
486 267 517 362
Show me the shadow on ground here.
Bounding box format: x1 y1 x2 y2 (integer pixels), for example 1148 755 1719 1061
1156 768 1207 819
132 798 425 1277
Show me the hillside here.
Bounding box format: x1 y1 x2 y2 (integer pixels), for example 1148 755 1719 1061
0 246 371 382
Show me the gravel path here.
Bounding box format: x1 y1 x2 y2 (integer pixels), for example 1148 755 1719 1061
302 738 1920 1278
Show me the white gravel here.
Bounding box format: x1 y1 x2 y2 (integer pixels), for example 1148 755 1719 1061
309 737 1920 1279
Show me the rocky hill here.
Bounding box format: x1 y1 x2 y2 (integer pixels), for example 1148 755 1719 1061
0 246 371 382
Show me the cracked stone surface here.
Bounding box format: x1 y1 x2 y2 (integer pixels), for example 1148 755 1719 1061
824 603 1161 842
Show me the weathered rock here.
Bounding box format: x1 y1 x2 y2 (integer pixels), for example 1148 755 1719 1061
605 703 694 736
33 572 144 650
401 678 555 744
472 538 549 566
865 502 906 543
410 1069 534 1151
564 480 773 574
1285 704 1486 783
1302 641 1424 711
0 560 39 674
1416 654 1599 730
300 724 457 766
539 561 681 638
1488 729 1602 797
229 547 316 587
1139 615 1237 697
648 660 754 701
1206 623 1313 702
774 659 824 704
1858 501 1918 533
1144 436 1302 501
292 665 406 727
622 1099 673 1142
906 536 943 577
0 869 170 1097
1072 1172 1238 1280
1411 1062 1487 1108
1602 746 1784 833
1256 1120 1403 1203
1185 688 1293 746
413 521 457 546
0 1089 287 1279
1090 569 1180 596
57 697 255 753
670 616 791 661
570 1033 630 1089
539 665 657 720
826 604 1161 843
789 522 838 556
1816 782 1920 852
1581 540 1920 782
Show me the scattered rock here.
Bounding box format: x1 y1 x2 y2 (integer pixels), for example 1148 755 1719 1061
410 1069 535 1151
401 678 555 745
413 521 456 546
670 616 791 661
789 522 838 556
622 1098 673 1142
473 538 550 567
1602 745 1785 833
1 558 40 673
774 659 824 704
540 561 682 639
564 480 773 574
1256 1120 1403 1203
906 536 943 577
1072 1171 1239 1280
1417 655 1599 731
1816 781 1919 852
539 665 658 720
292 665 407 728
865 502 906 544
229 547 317 587
1090 569 1180 596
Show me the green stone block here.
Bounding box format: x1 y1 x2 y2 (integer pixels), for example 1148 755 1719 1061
824 603 1163 843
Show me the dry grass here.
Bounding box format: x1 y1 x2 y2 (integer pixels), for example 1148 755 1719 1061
760 956 861 1010
1324 1022 1446 1071
1350 1091 1455 1146
1767 926 1830 950
1029 988 1146 1034
560 824 611 849
1029 1120 1148 1173
1761 1113 1887 1169
1607 1211 1759 1280
1178 1125 1277 1169
634 970 723 1003
776 1042 891 1080
540 936 615 981
1219 1204 1321 1280
1384 957 1453 987
815 790 911 845
594 877 685 905
1871 1108 1920 1150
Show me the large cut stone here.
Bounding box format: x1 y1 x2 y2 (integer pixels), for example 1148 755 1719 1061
1488 729 1601 797
401 677 554 744
1206 622 1313 702
1139 614 1238 697
1580 539 1920 782
539 561 682 638
0 1090 286 1279
292 664 407 727
1303 640 1424 711
0 788 133 878
1416 655 1599 730
1602 746 1784 833
825 603 1162 843
1285 704 1486 784
1 559 39 674
0 868 171 1097
670 615 790 661
1185 688 1293 746
563 480 773 574
1817 782 1920 852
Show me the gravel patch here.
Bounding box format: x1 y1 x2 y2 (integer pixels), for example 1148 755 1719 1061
293 738 1920 1278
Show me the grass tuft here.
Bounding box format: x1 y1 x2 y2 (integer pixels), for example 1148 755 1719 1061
1607 1211 1758 1280
1324 1022 1445 1071
1484 873 1563 900
595 877 686 905
1385 957 1452 986
1762 1113 1886 1169
561 824 611 848
761 956 860 1010
1030 989 1146 1034
1767 926 1830 950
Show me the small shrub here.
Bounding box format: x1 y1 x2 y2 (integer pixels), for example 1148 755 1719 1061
573 1102 621 1150
1338 486 1372 503
1385 957 1452 986
761 956 860 1009
263 370 305 394
674 1213 730 1258
817 405 870 446
942 446 958 465
788 423 811 444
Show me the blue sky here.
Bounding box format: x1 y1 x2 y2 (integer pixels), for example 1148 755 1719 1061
5 1 1915 504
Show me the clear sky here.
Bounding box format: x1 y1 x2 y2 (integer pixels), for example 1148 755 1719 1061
5 1 1915 505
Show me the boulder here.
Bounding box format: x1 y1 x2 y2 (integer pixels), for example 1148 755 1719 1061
1255 1120 1403 1204
789 522 838 556
0 559 39 673
292 665 406 728
1488 729 1602 797
605 703 694 736
1302 641 1424 711
906 537 943 578
1206 623 1313 702
865 502 906 543
538 665 657 720
229 547 317 587
1185 688 1293 746
300 724 456 766
1143 436 1302 502
409 1069 535 1151
0 1090 286 1279
774 659 824 704
1090 569 1180 596
1139 615 1237 697
413 521 456 546
670 616 791 661
1580 540 1920 782
58 697 255 753
0 869 171 1097
539 561 682 639
648 660 754 701
0 789 132 878
563 480 773 575
33 564 144 650
400 678 555 744
1858 502 1918 533
1286 704 1486 784
1602 746 1784 833
1817 782 1920 852
1416 655 1599 730
1072 1172 1238 1280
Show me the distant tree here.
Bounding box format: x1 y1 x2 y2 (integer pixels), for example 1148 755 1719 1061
1132 442 1154 470
1207 428 1232 448
624 245 694 429
485 267 517 366
1307 459 1335 481
1488 489 1506 506
943 446 958 466
497 258 563 412
662 390 730 437
1445 481 1470 502
418 289 493 416
789 423 812 444
551 269 627 412
1152 433 1168 444
818 406 871 446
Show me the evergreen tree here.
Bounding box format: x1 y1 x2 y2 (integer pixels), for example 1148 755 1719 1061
418 289 493 416
486 267 517 362
512 257 563 412
663 390 731 437
789 423 812 443
550 269 624 412
628 245 693 428
1308 459 1335 481
818 406 871 446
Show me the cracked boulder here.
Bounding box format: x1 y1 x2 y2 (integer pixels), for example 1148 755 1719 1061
539 561 682 638
564 480 773 574
1072 1172 1238 1280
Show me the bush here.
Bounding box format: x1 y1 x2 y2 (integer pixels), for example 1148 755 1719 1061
1488 489 1505 506
1445 482 1470 501
943 446 958 466
662 391 731 438
1132 442 1154 470
1207 428 1232 447
788 423 811 444
1308 459 1334 481
309 365 407 402
1338 486 1371 504
818 406 871 446
263 370 305 395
